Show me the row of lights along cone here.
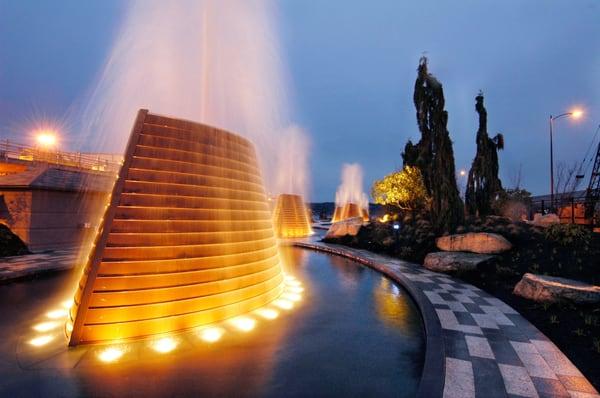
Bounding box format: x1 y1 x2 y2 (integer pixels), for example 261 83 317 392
272 193 313 238
67 110 285 345
331 203 369 223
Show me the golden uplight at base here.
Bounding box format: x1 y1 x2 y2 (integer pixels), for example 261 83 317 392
97 347 125 363
151 337 178 354
255 308 279 320
33 321 60 332
229 317 256 332
29 335 55 347
199 327 225 343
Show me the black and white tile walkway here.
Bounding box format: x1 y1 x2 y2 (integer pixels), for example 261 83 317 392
292 239 599 398
0 249 77 283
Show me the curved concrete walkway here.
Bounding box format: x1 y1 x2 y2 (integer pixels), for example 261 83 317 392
291 239 599 398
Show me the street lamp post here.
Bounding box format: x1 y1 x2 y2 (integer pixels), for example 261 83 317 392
549 110 583 210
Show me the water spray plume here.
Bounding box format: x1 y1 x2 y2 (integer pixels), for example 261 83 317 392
332 163 369 222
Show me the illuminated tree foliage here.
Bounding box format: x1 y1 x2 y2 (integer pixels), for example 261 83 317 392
371 166 430 210
403 57 464 231
465 92 504 216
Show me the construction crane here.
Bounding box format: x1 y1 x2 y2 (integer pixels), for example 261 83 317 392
584 139 600 221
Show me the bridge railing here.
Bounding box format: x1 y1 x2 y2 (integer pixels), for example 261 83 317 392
0 139 122 173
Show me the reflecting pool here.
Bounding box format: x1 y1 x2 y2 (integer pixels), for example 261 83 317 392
0 246 424 397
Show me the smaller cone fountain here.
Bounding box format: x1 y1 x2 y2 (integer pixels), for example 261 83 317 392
272 194 313 238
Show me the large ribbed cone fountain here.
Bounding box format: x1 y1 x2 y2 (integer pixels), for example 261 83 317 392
272 193 312 238
68 110 284 345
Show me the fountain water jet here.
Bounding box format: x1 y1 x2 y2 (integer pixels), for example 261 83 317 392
332 163 369 222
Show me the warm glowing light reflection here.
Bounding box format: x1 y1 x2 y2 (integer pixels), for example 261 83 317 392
29 335 55 347
199 327 225 343
273 299 294 310
33 321 60 332
255 308 279 320
151 337 178 353
97 347 124 363
46 309 68 319
285 280 301 287
287 286 304 293
229 316 256 332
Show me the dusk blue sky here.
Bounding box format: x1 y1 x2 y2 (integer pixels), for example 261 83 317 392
1 1 598 201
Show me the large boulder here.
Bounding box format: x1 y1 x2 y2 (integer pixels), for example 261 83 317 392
423 251 495 273
436 232 512 254
530 213 560 228
324 217 364 239
513 273 600 305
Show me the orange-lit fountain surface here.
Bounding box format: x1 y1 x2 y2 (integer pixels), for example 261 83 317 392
68 110 286 345
272 193 313 238
332 203 369 223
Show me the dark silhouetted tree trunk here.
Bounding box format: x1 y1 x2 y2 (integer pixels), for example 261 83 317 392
465 92 504 217
403 57 464 231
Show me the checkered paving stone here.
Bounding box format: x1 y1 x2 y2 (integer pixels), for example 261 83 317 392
292 239 599 398
0 249 78 282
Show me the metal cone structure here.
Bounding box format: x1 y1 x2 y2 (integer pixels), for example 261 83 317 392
272 193 312 238
68 110 284 345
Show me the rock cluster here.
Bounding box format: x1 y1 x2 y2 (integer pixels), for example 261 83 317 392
424 252 495 273
436 232 512 254
513 273 600 304
324 217 364 239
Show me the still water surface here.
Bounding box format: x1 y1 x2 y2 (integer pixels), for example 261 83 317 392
0 247 424 397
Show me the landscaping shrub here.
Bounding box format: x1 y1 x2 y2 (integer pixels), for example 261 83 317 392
544 224 592 248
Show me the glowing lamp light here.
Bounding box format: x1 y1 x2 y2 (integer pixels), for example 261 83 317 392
571 109 583 119
33 321 60 332
151 337 178 353
35 130 58 149
459 169 467 176
285 279 301 287
199 327 225 343
46 309 68 319
393 223 400 230
255 308 279 320
29 335 54 347
97 347 124 363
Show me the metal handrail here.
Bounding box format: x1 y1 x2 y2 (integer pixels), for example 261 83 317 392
0 139 122 173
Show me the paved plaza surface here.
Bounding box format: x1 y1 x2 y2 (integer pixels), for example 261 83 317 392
292 238 599 398
0 249 77 283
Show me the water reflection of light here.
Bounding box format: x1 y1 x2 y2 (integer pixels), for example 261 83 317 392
229 317 256 332
46 309 68 319
29 335 54 347
152 337 178 353
255 308 279 320
98 346 124 363
199 327 225 343
33 321 60 332
374 278 410 329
